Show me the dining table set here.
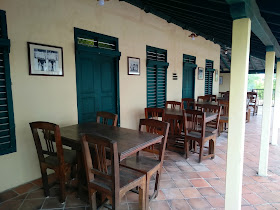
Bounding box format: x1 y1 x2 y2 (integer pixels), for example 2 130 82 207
28 93 233 209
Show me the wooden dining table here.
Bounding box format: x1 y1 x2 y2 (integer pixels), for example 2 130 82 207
60 122 163 161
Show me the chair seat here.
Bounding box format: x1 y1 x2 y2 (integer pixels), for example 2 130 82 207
89 166 146 192
120 156 161 173
45 149 76 166
205 126 217 134
186 131 215 139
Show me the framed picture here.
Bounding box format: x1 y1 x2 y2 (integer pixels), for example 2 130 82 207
198 67 204 80
215 69 219 81
28 42 64 76
219 76 223 85
127 57 140 75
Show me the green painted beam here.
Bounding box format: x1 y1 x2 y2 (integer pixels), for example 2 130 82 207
225 0 280 58
220 54 231 70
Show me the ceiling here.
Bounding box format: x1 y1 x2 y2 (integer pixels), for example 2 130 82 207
121 0 280 66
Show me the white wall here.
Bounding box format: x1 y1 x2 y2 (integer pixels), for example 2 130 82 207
219 73 231 92
0 0 220 192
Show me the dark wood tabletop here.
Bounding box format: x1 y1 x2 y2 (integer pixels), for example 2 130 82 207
60 122 163 161
195 101 219 106
164 108 217 123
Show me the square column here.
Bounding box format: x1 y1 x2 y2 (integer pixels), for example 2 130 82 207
259 48 276 176
225 18 251 210
271 59 280 145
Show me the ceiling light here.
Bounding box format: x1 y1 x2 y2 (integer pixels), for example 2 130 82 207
97 0 109 6
224 49 228 55
189 33 198 40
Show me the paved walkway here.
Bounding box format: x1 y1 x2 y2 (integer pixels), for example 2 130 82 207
1 108 280 209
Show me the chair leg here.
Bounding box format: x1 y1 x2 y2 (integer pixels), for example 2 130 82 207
139 179 146 210
209 139 216 159
184 138 189 159
41 166 50 197
89 189 97 210
153 169 162 199
145 174 151 210
59 169 66 203
198 143 203 163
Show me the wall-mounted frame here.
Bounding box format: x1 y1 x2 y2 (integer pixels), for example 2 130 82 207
198 67 204 80
127 57 140 75
28 42 64 76
215 69 219 81
219 76 223 85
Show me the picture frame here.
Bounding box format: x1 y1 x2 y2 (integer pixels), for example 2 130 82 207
215 69 219 81
127 57 140 75
198 67 204 80
28 42 64 76
219 76 223 85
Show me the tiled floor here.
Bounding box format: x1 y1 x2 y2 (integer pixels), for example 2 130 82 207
1 108 280 209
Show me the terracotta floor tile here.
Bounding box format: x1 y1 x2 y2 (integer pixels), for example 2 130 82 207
187 197 212 209
198 171 218 178
164 165 180 172
161 188 184 200
13 183 38 195
19 198 45 210
190 179 210 187
180 187 202 198
243 193 267 205
197 187 219 196
258 192 280 203
154 190 166 201
206 178 224 186
160 180 176 189
205 195 225 208
213 184 226 195
245 184 270 193
42 197 64 209
241 206 257 210
255 204 276 210
168 199 192 210
173 179 193 188
183 172 201 179
149 201 171 210
65 193 88 207
0 190 18 203
0 200 23 210
26 189 46 199
125 191 139 203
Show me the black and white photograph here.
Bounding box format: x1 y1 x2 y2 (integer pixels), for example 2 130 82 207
198 67 204 80
128 57 140 75
28 42 63 76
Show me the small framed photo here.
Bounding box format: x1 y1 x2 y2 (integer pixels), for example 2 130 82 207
215 69 219 81
219 76 223 85
128 57 140 75
28 42 64 76
198 67 204 80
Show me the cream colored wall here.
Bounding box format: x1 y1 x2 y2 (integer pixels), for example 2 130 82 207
0 0 220 192
219 73 231 92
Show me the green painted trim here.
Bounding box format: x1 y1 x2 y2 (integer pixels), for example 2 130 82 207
184 63 197 68
276 58 280 62
0 10 16 156
228 2 248 20
266 46 275 52
74 27 121 125
206 68 215 72
220 54 230 70
146 60 169 67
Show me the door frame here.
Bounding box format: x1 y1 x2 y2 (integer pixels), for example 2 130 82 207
182 62 197 99
74 28 121 124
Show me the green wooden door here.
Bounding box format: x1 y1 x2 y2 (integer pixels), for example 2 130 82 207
76 52 117 123
182 63 196 99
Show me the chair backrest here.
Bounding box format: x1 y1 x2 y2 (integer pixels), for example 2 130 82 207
96 111 118 126
197 95 210 102
183 109 205 139
196 104 221 129
218 100 229 116
247 92 257 104
165 101 182 109
139 119 169 162
205 94 217 102
30 121 64 165
181 98 195 110
81 133 119 193
145 108 165 121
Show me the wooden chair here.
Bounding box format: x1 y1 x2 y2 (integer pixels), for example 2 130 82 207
145 107 165 121
165 101 182 109
197 95 210 102
29 122 77 203
247 92 258 116
218 100 229 135
96 111 118 126
183 110 217 163
81 134 146 210
246 98 251 123
205 94 217 102
120 119 169 209
195 104 221 134
181 98 195 110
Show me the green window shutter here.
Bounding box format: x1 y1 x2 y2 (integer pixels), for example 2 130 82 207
146 46 168 108
205 60 214 95
0 10 16 156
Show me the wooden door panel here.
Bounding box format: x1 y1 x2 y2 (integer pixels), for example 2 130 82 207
183 64 195 99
